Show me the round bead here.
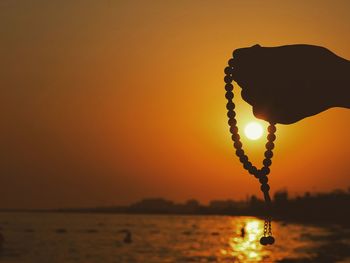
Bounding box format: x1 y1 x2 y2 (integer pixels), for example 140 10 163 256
224 67 233 75
228 59 235 67
227 111 236 119
235 149 244 157
230 126 238 134
268 125 276 133
266 236 275 245
234 141 242 149
264 150 273 159
243 161 252 170
239 155 248 163
267 134 276 142
254 169 264 178
259 175 268 184
228 111 236 119
261 166 270 176
225 91 234 100
224 75 232 84
263 158 272 167
231 133 240 142
260 236 268 246
226 102 235 111
260 184 270 192
248 166 258 176
225 83 233 92
265 142 274 150
228 118 237 126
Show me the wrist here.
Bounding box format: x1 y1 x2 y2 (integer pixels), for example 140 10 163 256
334 59 350 108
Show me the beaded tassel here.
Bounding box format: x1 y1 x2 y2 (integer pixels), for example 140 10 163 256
224 59 276 246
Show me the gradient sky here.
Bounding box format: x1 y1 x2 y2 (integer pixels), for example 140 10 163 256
1 0 350 209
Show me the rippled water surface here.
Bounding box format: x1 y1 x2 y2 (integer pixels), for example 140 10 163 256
0 213 350 263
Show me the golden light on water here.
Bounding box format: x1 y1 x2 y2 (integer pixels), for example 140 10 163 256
221 218 271 262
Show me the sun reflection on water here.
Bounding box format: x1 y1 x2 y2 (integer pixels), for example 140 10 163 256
221 218 271 262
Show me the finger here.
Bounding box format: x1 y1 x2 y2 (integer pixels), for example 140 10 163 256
252 105 269 121
252 102 284 123
257 103 296 124
231 61 251 83
231 44 262 82
232 44 261 59
241 88 255 105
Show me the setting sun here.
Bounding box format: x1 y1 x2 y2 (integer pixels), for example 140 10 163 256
244 122 264 140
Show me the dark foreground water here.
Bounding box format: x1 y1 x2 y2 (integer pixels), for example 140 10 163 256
0 213 350 263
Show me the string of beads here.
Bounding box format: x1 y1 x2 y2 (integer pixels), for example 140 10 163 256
224 58 276 246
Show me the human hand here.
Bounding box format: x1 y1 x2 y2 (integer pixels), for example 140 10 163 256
229 44 350 124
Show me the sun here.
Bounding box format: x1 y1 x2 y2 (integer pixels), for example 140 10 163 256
244 122 263 140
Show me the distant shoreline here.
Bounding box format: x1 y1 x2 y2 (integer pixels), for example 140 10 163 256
1 189 350 227
0 199 350 227
0 211 349 229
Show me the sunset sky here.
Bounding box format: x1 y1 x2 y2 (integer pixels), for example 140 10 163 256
1 0 350 209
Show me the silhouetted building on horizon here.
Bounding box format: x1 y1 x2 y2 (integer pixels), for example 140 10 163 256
13 187 350 226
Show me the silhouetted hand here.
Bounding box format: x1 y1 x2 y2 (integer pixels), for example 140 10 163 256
231 44 350 124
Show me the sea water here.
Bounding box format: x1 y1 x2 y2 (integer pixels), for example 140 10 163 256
0 212 349 263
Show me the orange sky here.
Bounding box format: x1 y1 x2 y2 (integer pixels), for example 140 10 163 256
1 0 350 209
